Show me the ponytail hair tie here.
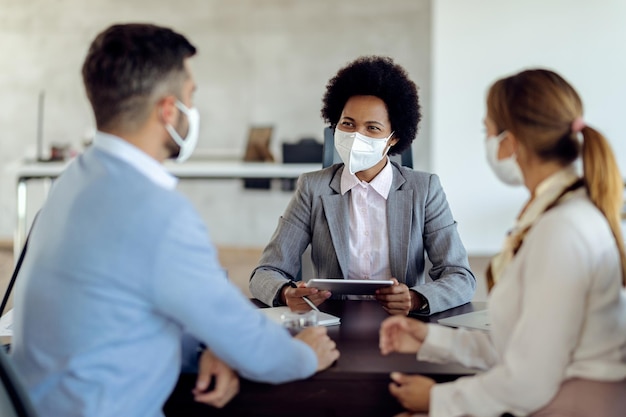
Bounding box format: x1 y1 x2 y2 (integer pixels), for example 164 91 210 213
571 117 585 133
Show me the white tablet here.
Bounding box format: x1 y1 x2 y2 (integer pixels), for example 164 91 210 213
306 279 394 295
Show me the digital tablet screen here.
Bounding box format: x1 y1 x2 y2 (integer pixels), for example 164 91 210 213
306 279 394 295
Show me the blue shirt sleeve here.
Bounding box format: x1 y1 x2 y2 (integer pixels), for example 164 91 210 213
150 200 317 383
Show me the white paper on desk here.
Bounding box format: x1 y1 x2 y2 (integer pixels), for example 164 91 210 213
260 306 340 327
437 309 491 332
0 308 13 337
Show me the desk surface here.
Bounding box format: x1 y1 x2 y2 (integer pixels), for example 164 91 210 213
12 160 321 180
164 300 485 417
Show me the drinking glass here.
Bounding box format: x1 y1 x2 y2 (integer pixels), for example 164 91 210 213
280 310 318 335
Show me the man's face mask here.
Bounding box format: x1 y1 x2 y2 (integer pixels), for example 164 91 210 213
166 100 200 163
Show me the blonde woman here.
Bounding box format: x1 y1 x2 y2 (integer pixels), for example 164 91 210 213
379 69 626 417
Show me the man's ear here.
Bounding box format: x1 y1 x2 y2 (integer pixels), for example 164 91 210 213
158 96 178 125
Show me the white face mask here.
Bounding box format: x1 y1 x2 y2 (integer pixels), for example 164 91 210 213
334 129 394 174
166 100 200 163
485 131 524 186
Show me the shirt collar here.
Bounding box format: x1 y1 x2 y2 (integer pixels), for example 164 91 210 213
534 164 580 197
92 131 178 190
517 164 580 229
340 157 393 199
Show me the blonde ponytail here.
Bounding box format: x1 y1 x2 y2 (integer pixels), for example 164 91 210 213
581 126 626 286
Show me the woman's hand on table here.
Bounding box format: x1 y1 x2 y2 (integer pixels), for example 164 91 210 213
379 315 428 355
389 372 434 413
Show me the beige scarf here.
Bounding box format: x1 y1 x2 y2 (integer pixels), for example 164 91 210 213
486 166 584 291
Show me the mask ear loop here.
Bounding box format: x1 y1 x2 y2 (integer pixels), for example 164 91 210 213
382 131 396 156
165 100 191 148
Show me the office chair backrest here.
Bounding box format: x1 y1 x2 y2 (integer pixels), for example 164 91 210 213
0 349 38 417
282 138 324 192
322 127 413 169
282 138 323 164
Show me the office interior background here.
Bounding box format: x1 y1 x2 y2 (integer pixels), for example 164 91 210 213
1 0 625 300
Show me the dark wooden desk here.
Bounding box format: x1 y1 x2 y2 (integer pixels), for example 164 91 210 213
163 300 485 417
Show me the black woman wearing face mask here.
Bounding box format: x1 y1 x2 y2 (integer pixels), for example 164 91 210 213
249 56 475 316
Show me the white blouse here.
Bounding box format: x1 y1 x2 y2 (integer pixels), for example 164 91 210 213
420 169 626 417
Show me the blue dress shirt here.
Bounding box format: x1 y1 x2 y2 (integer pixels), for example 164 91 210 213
10 133 316 417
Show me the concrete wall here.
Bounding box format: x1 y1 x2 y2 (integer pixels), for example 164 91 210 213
432 0 626 254
5 0 623 254
0 0 431 246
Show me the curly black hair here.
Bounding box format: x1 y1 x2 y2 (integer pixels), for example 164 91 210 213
321 56 421 155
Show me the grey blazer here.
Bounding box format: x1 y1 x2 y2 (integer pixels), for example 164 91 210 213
249 162 475 314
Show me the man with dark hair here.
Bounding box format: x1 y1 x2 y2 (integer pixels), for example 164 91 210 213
10 23 338 417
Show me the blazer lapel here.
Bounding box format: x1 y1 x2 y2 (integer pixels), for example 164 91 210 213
387 165 412 280
321 167 350 278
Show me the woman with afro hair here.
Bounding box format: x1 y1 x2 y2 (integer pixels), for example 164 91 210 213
250 56 475 316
